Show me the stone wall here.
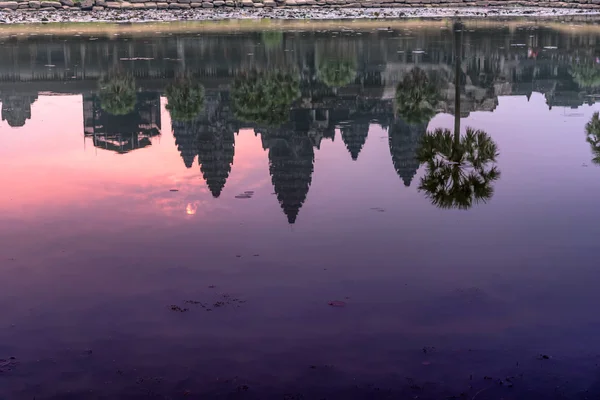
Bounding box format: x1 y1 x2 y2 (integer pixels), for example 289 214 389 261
0 0 598 13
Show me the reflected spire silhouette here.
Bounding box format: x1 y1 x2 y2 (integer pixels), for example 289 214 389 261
261 129 315 224
388 119 427 187
340 123 369 161
197 127 235 198
172 120 199 168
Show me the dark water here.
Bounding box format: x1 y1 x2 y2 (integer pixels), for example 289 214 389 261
2 20 600 399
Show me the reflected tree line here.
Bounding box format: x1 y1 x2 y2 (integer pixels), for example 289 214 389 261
6 24 600 222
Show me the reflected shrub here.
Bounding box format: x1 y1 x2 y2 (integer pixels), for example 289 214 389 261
98 73 136 116
231 70 300 127
395 68 439 126
317 58 357 89
417 128 501 210
165 77 205 122
570 64 600 89
585 112 600 165
262 31 284 50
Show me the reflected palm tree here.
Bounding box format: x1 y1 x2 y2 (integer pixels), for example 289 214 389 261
585 112 600 165
165 77 205 122
231 70 300 127
417 128 500 209
416 22 501 210
98 72 137 116
395 67 439 126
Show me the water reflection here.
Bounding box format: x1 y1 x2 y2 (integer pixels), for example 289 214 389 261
4 23 600 218
4 21 600 399
586 112 600 165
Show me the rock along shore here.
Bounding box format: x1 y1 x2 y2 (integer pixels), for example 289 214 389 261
0 3 599 24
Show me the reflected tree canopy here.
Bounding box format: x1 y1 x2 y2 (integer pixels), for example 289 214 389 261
231 71 300 127
570 64 600 89
317 58 357 89
165 77 205 122
417 128 501 210
395 68 439 125
98 72 137 116
585 112 600 165
261 31 284 50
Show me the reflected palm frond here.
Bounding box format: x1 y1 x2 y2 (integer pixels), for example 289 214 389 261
417 128 501 210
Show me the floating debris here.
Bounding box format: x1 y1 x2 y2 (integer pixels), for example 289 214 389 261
169 189 179 192
328 300 346 307
0 357 18 373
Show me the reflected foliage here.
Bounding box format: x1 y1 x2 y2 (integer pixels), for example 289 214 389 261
570 64 600 89
231 71 300 127
262 31 284 50
165 77 205 122
585 112 600 165
417 128 500 210
395 68 439 125
317 58 357 89
98 73 137 116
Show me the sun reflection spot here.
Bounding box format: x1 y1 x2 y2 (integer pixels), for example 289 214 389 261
186 203 197 215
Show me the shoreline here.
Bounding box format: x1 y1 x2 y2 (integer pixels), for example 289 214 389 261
1 7 600 24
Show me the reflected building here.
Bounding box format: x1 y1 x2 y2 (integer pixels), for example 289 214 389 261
171 91 238 198
388 119 427 187
340 123 369 161
83 93 161 153
260 128 315 224
1 93 38 127
197 127 235 198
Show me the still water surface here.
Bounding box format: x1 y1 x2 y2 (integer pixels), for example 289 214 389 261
2 20 600 399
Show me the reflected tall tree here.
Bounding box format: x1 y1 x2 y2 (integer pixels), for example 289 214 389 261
416 22 501 209
165 77 205 122
231 71 300 127
585 112 600 165
262 130 315 224
98 72 137 116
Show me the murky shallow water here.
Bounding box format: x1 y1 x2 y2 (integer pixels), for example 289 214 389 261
1 20 600 399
